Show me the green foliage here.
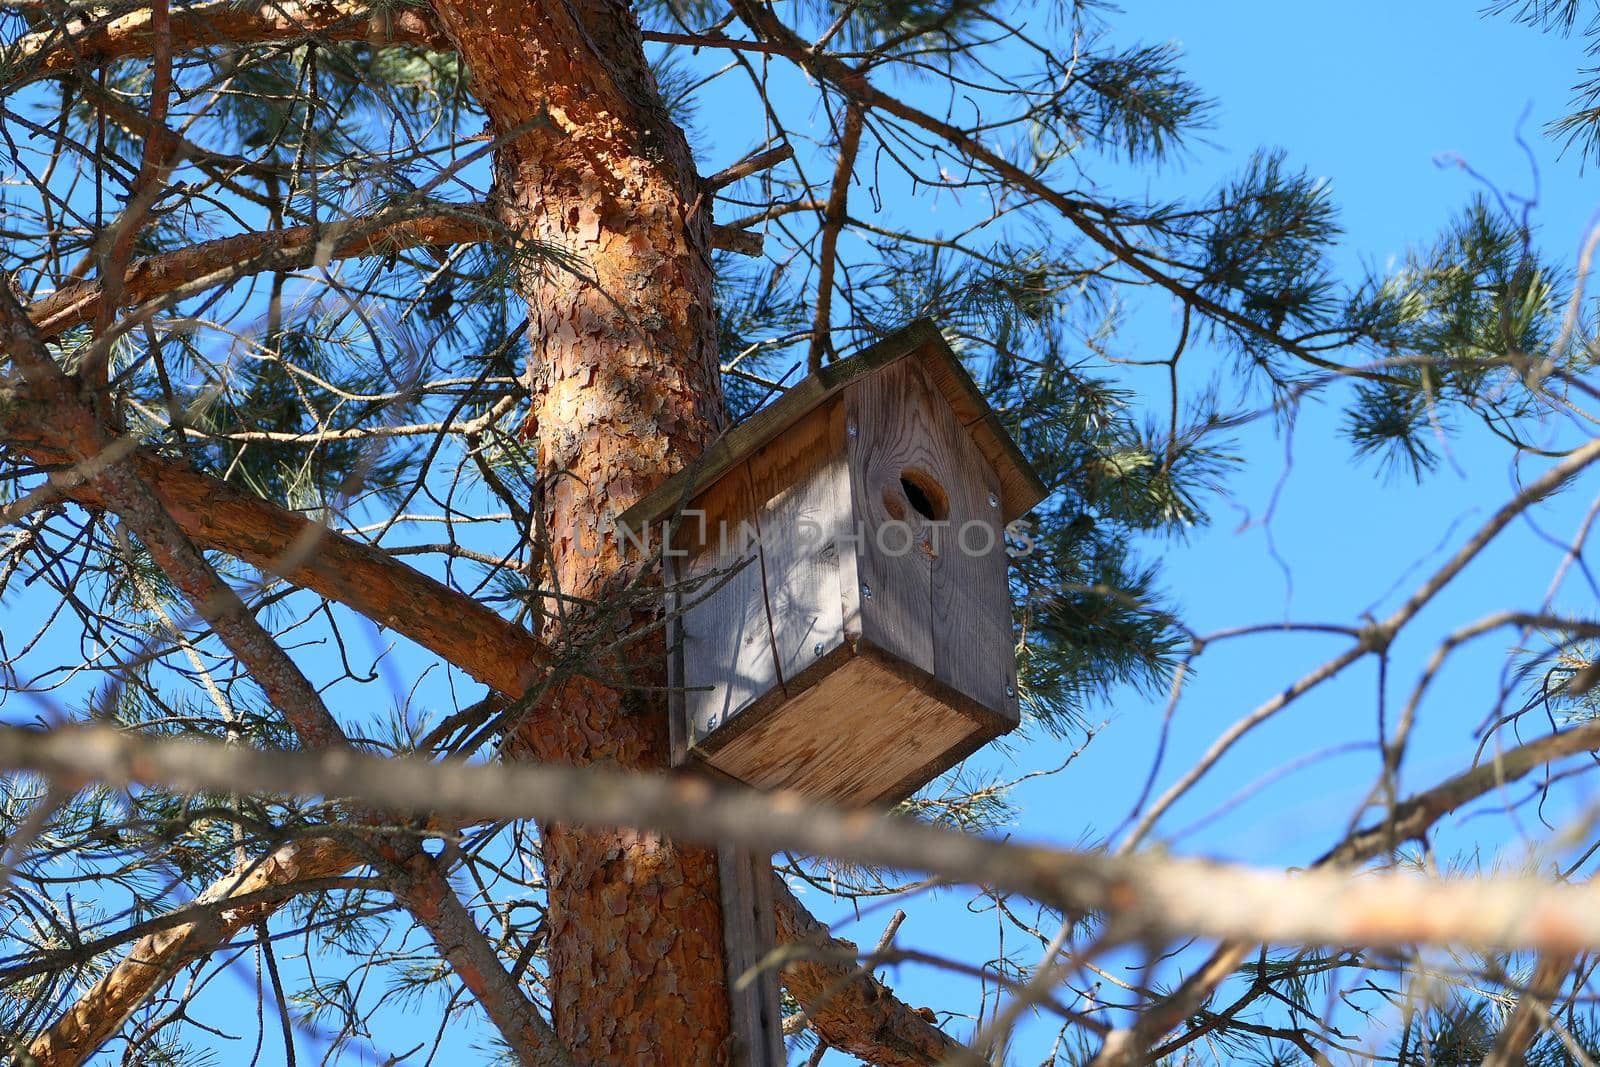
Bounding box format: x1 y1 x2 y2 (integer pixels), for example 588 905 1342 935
1034 40 1214 166
1187 150 1341 345
1342 195 1563 475
1491 1 1600 162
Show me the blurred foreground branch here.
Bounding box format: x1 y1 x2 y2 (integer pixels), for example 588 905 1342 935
10 721 1600 956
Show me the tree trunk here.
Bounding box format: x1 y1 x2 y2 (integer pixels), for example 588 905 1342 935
423 0 732 1059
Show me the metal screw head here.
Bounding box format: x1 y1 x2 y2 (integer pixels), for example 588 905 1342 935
988 492 1000 508
813 642 825 657
1004 683 1015 698
846 422 858 438
861 583 873 600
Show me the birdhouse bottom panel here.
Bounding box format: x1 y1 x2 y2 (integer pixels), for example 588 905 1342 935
685 651 1006 808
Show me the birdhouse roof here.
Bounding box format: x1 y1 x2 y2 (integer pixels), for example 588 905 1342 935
619 318 1049 532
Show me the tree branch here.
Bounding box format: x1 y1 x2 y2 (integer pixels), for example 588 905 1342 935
1 288 569 1067
27 206 496 341
16 723 1600 957
808 103 863 372
26 837 359 1066
1483 951 1576 1065
25 824 962 1067
770 878 963 1067
3 0 446 92
1097 705 1600 1065
375 840 574 1067
2 394 547 699
26 205 765 341
724 0 1394 384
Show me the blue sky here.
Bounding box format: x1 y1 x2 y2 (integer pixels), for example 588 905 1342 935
1034 0 1600 857
837 2 1600 1057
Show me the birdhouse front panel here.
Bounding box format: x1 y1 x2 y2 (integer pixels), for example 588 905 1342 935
842 356 1019 717
637 321 1046 807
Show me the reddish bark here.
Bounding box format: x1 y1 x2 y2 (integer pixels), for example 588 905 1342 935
772 880 963 1067
5 0 959 1059
420 0 733 1059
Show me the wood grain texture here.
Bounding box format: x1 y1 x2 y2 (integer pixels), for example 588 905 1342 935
844 357 946 676
673 463 783 742
747 402 851 691
703 655 975 806
911 329 1047 526
718 846 786 1066
927 385 1019 720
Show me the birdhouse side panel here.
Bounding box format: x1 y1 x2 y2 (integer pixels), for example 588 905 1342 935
927 400 1020 721
744 400 858 696
843 353 1020 723
670 463 784 746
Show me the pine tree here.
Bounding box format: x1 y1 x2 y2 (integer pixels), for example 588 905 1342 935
2 0 1600 1064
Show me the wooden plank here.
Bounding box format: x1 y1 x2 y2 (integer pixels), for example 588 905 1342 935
927 384 1019 718
747 402 851 692
912 337 1049 522
618 319 1047 532
718 845 785 1066
665 556 689 767
706 655 983 806
829 399 865 648
675 463 782 743
843 357 953 676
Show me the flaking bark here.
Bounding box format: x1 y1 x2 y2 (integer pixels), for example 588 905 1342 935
421 0 734 1058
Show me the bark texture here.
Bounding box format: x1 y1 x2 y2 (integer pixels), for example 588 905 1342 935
772 879 964 1067
5 0 960 1059
421 0 732 1059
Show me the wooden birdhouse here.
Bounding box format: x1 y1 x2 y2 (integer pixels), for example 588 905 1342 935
620 319 1047 807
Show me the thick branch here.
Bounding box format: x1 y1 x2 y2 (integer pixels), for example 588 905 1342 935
19 723 1600 956
26 207 763 341
26 837 357 1066
1096 710 1600 1065
28 207 496 341
771 878 961 1067
377 841 574 1067
27 827 958 1067
2 398 545 698
3 0 445 91
1 289 566 1067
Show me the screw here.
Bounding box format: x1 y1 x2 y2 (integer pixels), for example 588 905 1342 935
1004 683 1015 698
988 492 999 508
861 583 873 600
846 422 858 438
813 642 825 656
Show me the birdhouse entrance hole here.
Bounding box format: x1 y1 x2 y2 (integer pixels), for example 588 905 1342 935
898 469 948 522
